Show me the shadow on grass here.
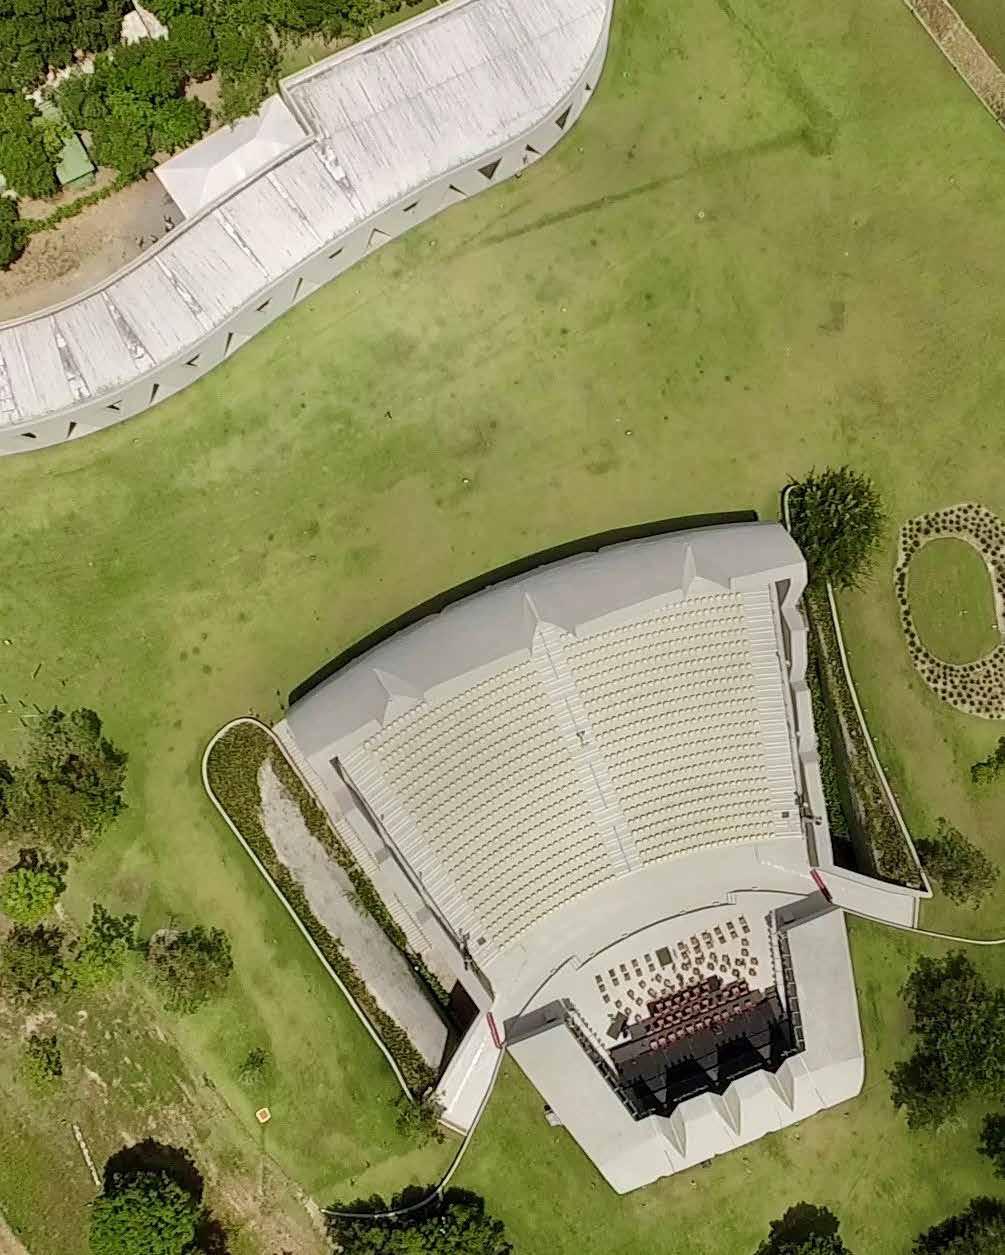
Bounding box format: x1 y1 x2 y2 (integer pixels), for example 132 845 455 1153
756 1202 842 1253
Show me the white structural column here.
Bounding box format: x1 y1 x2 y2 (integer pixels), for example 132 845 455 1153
0 0 614 455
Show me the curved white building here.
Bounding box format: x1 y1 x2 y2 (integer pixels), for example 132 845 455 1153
277 522 895 1193
0 0 611 454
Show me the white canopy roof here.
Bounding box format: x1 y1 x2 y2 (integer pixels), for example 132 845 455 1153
154 96 307 219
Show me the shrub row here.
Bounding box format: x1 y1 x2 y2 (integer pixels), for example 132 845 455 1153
205 722 435 1094
805 586 921 887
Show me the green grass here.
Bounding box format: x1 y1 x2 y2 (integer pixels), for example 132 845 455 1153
1 0 1005 1247
907 537 1000 664
952 0 1005 68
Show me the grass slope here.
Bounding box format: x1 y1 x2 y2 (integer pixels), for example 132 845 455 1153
0 0 1003 1247
908 536 999 664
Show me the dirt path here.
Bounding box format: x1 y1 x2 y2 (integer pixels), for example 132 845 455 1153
0 175 178 322
0 1214 29 1255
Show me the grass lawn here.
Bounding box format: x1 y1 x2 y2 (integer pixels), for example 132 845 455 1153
1 0 1005 1248
907 536 1000 663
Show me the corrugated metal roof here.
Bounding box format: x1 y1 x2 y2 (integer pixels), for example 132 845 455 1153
0 0 606 429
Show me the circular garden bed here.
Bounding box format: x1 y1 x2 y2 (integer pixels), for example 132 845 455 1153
896 502 1005 717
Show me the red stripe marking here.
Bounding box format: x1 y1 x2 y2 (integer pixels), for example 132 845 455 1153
810 868 833 902
487 1012 503 1049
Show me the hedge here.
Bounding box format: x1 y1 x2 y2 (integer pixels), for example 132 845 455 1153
804 585 921 887
206 722 436 1094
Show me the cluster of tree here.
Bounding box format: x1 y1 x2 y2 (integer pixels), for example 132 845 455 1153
0 0 123 93
56 38 212 182
889 951 1005 1130
0 92 58 199
0 909 233 1016
912 1197 1005 1255
0 707 233 1021
972 735 1005 787
89 1140 228 1255
915 818 999 908
328 1190 511 1254
787 466 885 590
0 707 127 855
755 1198 1005 1255
0 903 138 1005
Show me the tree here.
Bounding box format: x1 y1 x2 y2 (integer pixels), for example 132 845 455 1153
972 736 1005 787
912 1197 1005 1255
164 14 218 80
217 24 278 124
89 1170 200 1255
889 952 1005 1129
3 708 128 856
979 1113 1005 1179
394 1094 445 1147
0 924 67 1004
0 849 67 924
147 926 233 1013
787 466 885 590
90 94 155 181
72 904 138 989
19 1032 63 1092
916 818 999 908
0 92 58 198
151 97 209 155
330 1191 511 1255
237 1046 271 1090
755 1204 852 1255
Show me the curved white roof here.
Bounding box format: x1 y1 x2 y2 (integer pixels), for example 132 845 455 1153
0 0 607 433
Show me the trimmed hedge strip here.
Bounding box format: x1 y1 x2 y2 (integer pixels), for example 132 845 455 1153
805 586 921 887
206 722 435 1093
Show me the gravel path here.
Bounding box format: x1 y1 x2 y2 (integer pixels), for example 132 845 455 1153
258 759 448 1070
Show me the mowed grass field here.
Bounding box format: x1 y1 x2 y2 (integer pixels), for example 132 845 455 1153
1 0 1005 1249
907 536 1000 664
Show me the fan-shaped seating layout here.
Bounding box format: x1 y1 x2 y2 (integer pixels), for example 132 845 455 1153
0 0 611 454
278 522 874 1193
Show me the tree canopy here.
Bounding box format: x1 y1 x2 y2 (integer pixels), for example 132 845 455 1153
20 1032 63 1092
0 849 67 924
72 904 139 989
912 1197 1005 1255
0 195 25 270
754 1204 852 1255
0 923 67 1004
89 1169 200 1255
889 952 1005 1129
787 466 885 590
147 925 233 1014
0 92 57 198
916 818 999 908
330 1191 512 1255
3 707 127 855
0 0 121 92
979 1114 1005 1179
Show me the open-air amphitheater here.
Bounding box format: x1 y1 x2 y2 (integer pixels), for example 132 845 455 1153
277 521 927 1191
0 0 610 453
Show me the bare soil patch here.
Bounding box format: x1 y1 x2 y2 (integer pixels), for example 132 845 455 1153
0 176 179 321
